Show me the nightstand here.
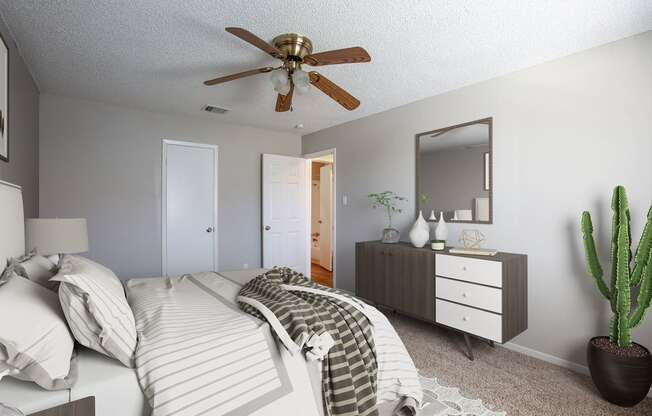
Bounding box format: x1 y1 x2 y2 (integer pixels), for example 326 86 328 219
29 397 94 416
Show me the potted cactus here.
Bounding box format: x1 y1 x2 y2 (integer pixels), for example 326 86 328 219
581 185 652 406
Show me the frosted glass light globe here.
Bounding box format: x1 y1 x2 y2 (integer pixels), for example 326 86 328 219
292 69 311 95
270 70 290 95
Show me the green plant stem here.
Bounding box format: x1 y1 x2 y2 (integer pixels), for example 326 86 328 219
580 186 652 347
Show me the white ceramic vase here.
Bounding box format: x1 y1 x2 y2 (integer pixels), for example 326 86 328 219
409 211 430 248
435 211 448 242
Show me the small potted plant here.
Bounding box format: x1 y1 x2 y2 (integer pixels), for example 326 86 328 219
368 191 406 243
581 185 652 406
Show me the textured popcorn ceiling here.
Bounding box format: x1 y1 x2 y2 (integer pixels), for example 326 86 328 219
1 1 651 134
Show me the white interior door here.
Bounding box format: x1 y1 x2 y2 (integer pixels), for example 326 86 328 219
163 141 218 277
319 165 332 271
262 154 309 275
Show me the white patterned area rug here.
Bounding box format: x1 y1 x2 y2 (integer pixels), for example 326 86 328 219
416 374 506 416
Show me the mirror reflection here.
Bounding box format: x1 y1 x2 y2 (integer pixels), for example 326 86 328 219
416 118 492 224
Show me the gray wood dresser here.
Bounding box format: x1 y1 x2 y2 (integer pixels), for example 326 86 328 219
355 241 527 359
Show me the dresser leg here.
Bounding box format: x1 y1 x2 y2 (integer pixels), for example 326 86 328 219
463 333 474 361
488 340 495 348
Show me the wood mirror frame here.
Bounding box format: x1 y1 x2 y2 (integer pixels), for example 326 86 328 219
415 117 493 224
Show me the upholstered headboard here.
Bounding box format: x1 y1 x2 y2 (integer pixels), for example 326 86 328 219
0 179 25 268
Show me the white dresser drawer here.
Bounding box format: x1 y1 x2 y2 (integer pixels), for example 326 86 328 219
436 254 502 287
436 277 502 314
436 299 502 342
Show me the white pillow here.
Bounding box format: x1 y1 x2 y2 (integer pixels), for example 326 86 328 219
18 254 58 291
51 255 137 368
0 272 77 390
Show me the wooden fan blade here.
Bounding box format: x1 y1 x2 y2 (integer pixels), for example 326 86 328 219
309 72 360 110
204 67 273 86
303 47 370 66
225 27 285 59
275 81 294 112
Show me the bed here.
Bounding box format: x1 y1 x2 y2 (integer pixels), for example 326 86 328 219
0 180 421 416
0 271 322 416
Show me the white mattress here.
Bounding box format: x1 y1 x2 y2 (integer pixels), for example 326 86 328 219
0 377 68 414
0 347 144 415
71 348 146 415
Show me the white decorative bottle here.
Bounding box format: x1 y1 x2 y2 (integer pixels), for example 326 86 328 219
409 211 430 248
435 211 448 242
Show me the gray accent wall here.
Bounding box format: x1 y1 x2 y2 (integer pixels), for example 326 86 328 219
303 32 652 368
39 94 301 279
0 14 39 217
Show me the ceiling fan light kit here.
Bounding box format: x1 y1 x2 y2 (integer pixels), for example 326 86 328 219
292 69 311 95
270 70 291 95
204 27 371 112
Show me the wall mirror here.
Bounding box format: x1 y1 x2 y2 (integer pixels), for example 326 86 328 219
416 117 492 224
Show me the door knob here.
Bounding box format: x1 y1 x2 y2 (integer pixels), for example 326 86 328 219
206 227 214 233
264 225 271 231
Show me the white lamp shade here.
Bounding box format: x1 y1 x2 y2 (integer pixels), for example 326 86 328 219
26 218 89 255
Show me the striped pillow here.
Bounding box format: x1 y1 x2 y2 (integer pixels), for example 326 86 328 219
51 255 137 368
0 271 77 390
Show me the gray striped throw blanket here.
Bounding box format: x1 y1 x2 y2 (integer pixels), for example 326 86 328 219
238 267 420 416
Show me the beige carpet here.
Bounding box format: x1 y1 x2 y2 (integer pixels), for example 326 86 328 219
387 313 652 416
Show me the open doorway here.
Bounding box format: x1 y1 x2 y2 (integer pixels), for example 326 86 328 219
305 149 335 288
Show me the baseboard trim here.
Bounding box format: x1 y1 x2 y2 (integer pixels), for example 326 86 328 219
502 341 652 398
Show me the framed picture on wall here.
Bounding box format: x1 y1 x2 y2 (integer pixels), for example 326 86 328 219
0 32 7 162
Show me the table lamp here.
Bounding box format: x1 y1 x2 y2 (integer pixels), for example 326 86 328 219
25 218 89 264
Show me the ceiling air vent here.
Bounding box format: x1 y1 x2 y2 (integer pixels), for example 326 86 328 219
203 105 229 115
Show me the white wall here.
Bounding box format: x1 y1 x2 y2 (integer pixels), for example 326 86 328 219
40 94 301 279
303 31 652 368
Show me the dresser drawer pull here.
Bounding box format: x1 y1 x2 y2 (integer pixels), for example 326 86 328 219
462 266 468 271
462 316 470 322
462 292 470 298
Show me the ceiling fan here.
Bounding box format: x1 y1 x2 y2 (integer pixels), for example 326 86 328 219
204 27 371 112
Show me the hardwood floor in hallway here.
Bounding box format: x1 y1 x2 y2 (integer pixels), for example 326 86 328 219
311 262 332 287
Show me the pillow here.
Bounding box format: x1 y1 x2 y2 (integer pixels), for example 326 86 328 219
51 255 137 368
0 259 20 287
15 253 59 292
0 271 77 390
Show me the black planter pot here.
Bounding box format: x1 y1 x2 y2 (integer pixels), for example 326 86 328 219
587 336 652 407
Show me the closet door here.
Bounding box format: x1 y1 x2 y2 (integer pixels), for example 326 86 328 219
163 141 218 277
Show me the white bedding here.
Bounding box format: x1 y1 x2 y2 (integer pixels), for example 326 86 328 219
126 272 320 416
0 269 420 416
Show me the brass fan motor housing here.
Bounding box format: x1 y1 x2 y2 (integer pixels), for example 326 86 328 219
273 33 313 63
